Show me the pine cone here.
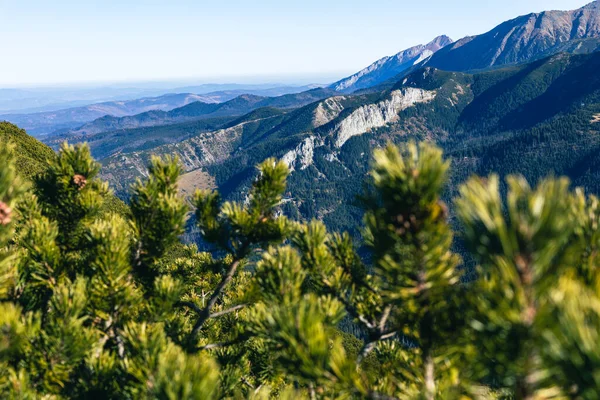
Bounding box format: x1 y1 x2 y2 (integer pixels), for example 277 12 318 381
73 174 87 190
0 201 12 225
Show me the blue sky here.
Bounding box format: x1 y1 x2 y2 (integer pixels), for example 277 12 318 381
0 0 592 86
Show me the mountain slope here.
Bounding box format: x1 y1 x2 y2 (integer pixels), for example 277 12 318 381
97 51 600 236
0 122 56 179
426 1 600 72
47 116 241 160
97 85 437 198
329 35 453 93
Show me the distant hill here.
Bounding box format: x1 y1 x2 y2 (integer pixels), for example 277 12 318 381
47 115 241 160
329 35 453 93
56 88 336 139
0 85 322 137
0 83 322 115
1 93 220 137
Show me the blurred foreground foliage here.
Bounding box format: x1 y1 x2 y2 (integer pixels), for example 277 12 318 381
1 138 599 399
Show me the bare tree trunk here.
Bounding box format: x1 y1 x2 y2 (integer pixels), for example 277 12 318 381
424 351 435 400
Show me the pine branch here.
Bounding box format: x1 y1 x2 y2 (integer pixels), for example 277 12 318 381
357 305 394 366
240 376 255 390
177 301 202 314
209 304 247 319
309 383 317 400
195 334 250 352
196 340 238 351
325 287 376 330
190 255 244 339
424 352 435 400
179 301 246 319
109 326 126 359
380 331 397 340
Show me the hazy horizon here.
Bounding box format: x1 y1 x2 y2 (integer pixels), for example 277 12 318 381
0 73 347 90
0 0 592 87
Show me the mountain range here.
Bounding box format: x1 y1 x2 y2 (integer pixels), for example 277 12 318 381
2 93 221 137
5 1 600 241
345 1 600 93
92 49 600 234
48 88 336 141
0 84 321 137
425 0 600 72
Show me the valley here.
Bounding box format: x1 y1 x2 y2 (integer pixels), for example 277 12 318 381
6 1 600 247
67 47 600 236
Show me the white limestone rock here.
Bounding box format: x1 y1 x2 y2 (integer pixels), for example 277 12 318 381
332 87 436 148
313 97 346 128
282 136 318 172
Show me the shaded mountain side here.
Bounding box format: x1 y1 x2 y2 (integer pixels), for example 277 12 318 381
453 52 600 133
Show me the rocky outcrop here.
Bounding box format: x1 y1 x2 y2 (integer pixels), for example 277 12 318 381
100 124 245 194
282 136 318 171
313 97 346 128
332 88 436 148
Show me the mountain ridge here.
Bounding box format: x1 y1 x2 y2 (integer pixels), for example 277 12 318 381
425 1 600 72
329 35 453 93
56 88 336 139
0 85 322 137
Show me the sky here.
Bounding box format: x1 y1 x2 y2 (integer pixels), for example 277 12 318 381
0 0 593 87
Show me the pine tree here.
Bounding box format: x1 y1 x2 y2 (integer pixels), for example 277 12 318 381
456 175 600 399
0 143 219 399
1 137 600 399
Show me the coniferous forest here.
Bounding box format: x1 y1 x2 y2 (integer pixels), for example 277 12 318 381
4 2 600 399
2 132 600 399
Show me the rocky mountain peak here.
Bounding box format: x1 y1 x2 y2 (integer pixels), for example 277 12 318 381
424 1 600 72
329 35 453 93
427 35 454 49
